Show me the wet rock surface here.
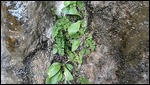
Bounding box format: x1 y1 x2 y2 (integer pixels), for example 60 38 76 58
80 1 149 84
1 1 55 84
1 1 149 84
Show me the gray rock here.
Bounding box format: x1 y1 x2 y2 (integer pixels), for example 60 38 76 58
1 1 55 84
80 1 149 84
1 1 149 84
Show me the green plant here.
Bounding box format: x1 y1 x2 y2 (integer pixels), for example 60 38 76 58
78 76 91 84
46 62 73 84
46 1 96 84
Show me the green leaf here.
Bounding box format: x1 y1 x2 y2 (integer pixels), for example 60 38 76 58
46 76 51 84
52 48 57 54
85 49 90 55
51 71 63 84
70 1 76 4
78 76 91 84
67 6 81 16
81 20 86 27
85 36 92 47
46 71 63 84
79 27 86 35
66 49 76 61
90 41 96 51
73 52 79 58
70 33 80 38
79 49 85 57
88 34 92 40
52 19 65 39
64 66 73 81
59 48 64 56
64 1 71 7
71 39 80 52
52 27 58 39
76 56 82 64
55 36 65 56
85 41 89 47
77 1 85 11
61 75 65 81
66 64 73 71
47 62 62 78
73 52 79 63
68 21 81 36
74 51 83 64
61 7 69 15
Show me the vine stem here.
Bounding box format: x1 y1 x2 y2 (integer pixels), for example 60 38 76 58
63 59 70 66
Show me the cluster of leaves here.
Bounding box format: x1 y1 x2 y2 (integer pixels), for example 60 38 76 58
62 1 82 17
84 34 96 55
46 1 96 84
46 62 73 84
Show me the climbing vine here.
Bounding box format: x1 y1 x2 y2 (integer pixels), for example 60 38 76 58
46 1 95 84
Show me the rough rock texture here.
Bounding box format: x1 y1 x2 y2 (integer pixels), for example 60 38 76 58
1 1 149 84
1 1 55 84
80 1 149 84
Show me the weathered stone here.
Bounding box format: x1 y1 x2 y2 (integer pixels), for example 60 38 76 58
80 1 149 84
1 1 55 84
1 1 149 84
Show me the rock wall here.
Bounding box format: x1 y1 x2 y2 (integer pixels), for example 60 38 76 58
1 1 55 84
80 1 149 84
1 1 149 84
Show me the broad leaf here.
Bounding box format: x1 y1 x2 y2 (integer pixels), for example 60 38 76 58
67 6 80 17
64 66 73 81
70 1 76 4
46 71 63 84
70 33 80 38
77 1 85 11
71 39 80 52
48 62 62 78
52 48 57 54
61 7 69 15
51 71 63 84
46 76 51 84
66 64 73 71
64 1 71 7
68 21 81 36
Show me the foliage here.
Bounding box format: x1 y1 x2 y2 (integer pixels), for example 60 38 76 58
68 20 81 36
46 1 96 84
62 1 81 17
78 76 91 84
46 62 73 84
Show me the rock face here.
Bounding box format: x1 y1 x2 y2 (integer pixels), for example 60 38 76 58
1 1 55 84
1 1 149 84
81 1 149 84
